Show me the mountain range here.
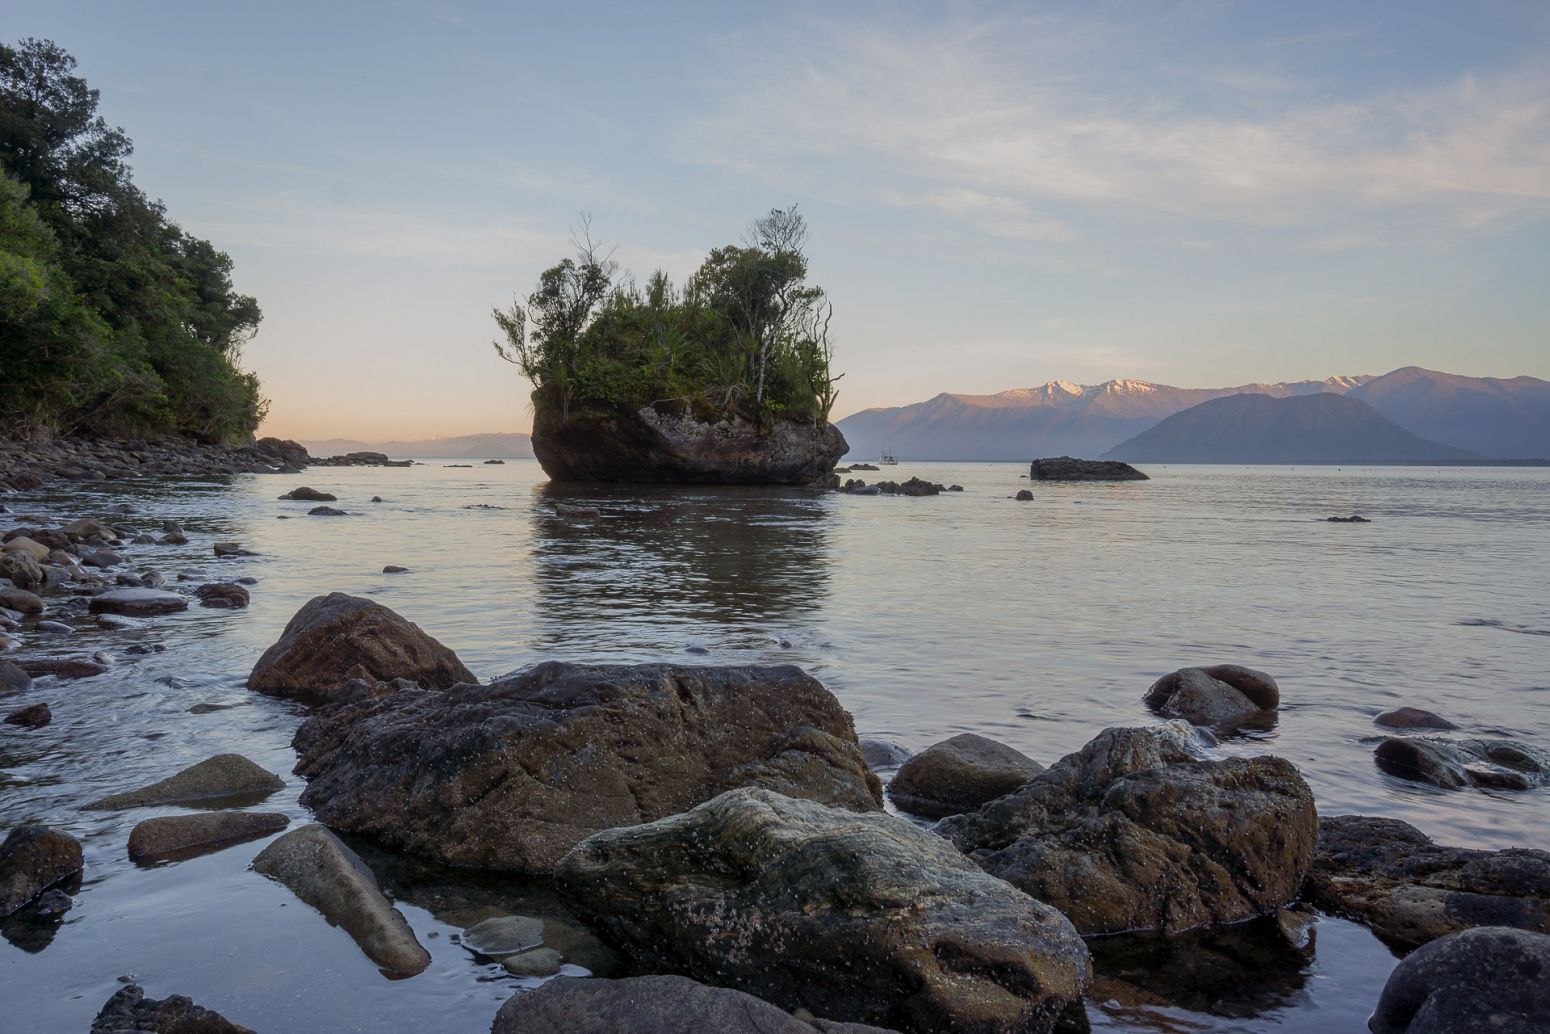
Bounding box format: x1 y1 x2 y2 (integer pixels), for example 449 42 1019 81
299 432 533 459
836 367 1550 462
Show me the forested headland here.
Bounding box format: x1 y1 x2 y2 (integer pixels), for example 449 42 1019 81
0 38 264 443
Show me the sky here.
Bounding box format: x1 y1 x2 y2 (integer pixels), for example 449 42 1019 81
6 1 1549 440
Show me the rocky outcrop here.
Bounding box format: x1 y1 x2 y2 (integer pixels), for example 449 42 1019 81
887 733 1044 819
293 662 881 873
557 788 1090 1034
1306 815 1550 950
0 436 314 488
85 754 283 810
251 824 430 977
491 976 902 1034
1143 664 1280 728
1369 927 1550 1034
128 812 290 862
1029 457 1148 481
247 593 473 700
0 825 83 918
937 722 1317 935
90 984 253 1034
1374 736 1550 790
532 405 846 485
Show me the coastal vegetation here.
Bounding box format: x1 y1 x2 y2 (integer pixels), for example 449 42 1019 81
0 38 264 443
493 208 841 431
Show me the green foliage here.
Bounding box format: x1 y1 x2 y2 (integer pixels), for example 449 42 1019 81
494 208 841 430
0 37 264 442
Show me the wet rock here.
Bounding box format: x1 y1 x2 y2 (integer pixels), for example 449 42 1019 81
85 753 283 810
370 495 383 503
89 983 253 1034
279 486 337 501
0 587 44 615
1306 815 1550 950
81 549 125 569
491 975 902 1033
1030 457 1149 481
128 812 290 862
555 502 601 518
461 914 543 956
2 536 51 563
858 737 913 770
1143 664 1280 728
1327 514 1371 523
212 542 254 557
1369 927 1550 1034
1374 707 1459 730
937 722 1317 935
195 582 250 609
33 887 72 916
0 825 84 918
499 946 564 977
34 619 72 634
0 549 44 591
157 530 188 546
1014 489 1034 501
15 657 107 679
251 823 431 977
0 660 33 695
887 733 1044 819
293 661 882 873
248 593 474 700
308 505 348 516
88 588 188 617
4 702 51 728
1374 736 1550 790
558 788 1089 1033
382 565 408 574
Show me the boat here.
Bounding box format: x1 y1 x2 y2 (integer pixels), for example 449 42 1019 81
879 450 898 465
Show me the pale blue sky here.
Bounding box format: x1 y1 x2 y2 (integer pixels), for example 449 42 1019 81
7 1 1548 439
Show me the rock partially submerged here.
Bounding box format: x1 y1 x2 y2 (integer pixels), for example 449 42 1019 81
293 662 881 873
252 823 430 978
1306 815 1550 950
0 825 83 918
1030 457 1148 481
248 593 474 700
4 702 51 728
532 406 846 486
0 659 32 694
1374 736 1550 790
128 812 290 862
557 788 1090 1034
85 754 283 810
1143 664 1280 728
87 587 188 616
278 486 336 501
195 582 250 609
90 984 253 1034
15 657 108 679
1375 707 1458 730
1369 927 1550 1034
887 733 1043 819
937 722 1317 935
492 975 901 1034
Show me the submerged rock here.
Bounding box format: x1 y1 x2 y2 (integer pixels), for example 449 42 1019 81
1143 664 1280 728
4 702 51 728
491 975 902 1034
128 812 290 862
307 505 348 516
88 587 188 617
248 593 473 700
1030 457 1148 481
293 662 881 873
1374 736 1550 790
1369 927 1550 1034
558 788 1089 1034
887 733 1044 819
0 826 83 918
1306 815 1550 950
531 406 846 486
858 737 913 770
251 823 430 977
85 754 283 810
1375 707 1458 730
460 915 543 956
937 722 1317 935
89 984 253 1034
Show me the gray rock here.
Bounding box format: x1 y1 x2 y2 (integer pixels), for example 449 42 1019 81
1030 457 1149 481
858 737 913 770
293 662 882 873
887 733 1044 819
127 812 290 861
1375 736 1550 790
0 587 43 615
0 549 44 591
89 984 253 1034
0 658 32 694
491 975 902 1033
157 531 189 545
251 823 431 977
1374 707 1459 730
499 947 565 977
1306 815 1550 951
15 657 107 679
2 536 51 562
88 588 188 617
212 542 254 557
195 582 250 609
86 753 283 810
937 722 1317 935
35 619 72 634
1143 664 1279 727
0 825 83 918
461 915 543 956
248 593 474 700
1369 927 1550 1034
307 505 348 516
557 788 1090 1034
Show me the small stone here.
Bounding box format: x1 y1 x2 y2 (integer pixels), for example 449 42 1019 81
1374 707 1458 730
461 915 543 956
307 506 348 516
212 542 253 557
1014 489 1034 501
500 947 564 977
196 582 250 609
370 496 383 503
279 486 337 501
382 565 409 574
35 620 72 634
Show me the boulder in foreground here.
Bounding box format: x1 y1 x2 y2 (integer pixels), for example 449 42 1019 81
85 753 282 810
0 825 83 918
1306 815 1550 950
886 733 1044 819
90 984 253 1034
248 593 473 700
294 662 881 873
1029 457 1148 481
492 975 901 1034
937 722 1317 935
1369 926 1550 1034
557 788 1090 1034
252 823 430 978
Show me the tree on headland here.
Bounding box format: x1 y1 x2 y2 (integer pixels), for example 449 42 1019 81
0 37 264 442
493 207 841 431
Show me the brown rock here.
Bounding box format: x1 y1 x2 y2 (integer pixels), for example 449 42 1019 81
887 733 1043 819
0 825 83 918
90 984 253 1034
85 754 283 810
4 702 51 728
128 812 290 861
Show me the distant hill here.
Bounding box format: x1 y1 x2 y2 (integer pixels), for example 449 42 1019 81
1349 367 1550 459
299 432 533 459
1102 393 1482 464
836 377 1369 461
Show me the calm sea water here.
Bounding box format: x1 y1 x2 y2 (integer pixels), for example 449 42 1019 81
2 460 1547 1032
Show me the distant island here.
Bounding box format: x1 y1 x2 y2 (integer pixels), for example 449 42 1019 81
1103 393 1481 464
297 432 533 460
